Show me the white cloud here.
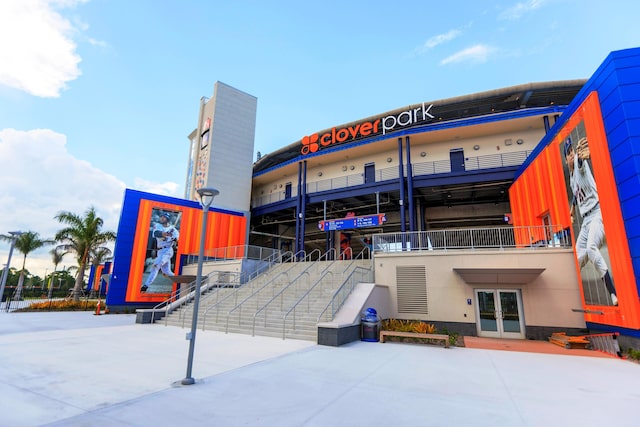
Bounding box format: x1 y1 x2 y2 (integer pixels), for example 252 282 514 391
87 38 108 48
499 0 548 20
0 128 125 276
440 45 494 65
132 178 181 197
0 0 88 98
421 29 462 51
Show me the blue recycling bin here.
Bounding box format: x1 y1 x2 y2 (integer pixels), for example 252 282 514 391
361 308 381 342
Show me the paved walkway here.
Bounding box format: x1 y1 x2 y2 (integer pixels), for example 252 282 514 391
0 312 638 427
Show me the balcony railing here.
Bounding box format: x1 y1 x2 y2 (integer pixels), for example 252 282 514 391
372 225 572 253
252 150 532 208
182 245 283 266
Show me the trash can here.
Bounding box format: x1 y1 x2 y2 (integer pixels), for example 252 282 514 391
361 307 381 342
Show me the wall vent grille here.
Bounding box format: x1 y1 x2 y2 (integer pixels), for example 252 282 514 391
396 265 428 314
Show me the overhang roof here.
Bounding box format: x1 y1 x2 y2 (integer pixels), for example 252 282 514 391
253 80 586 174
453 268 545 284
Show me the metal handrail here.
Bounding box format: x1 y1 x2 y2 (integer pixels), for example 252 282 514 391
307 248 321 261
316 265 374 323
151 281 194 324
223 265 301 333
149 274 204 325
252 150 533 208
152 246 287 324
227 251 320 334
281 269 334 339
340 247 370 271
200 251 293 330
372 225 572 253
251 249 336 337
181 244 282 266
293 249 306 262
175 273 227 327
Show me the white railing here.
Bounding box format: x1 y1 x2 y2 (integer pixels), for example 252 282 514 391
181 244 283 266
252 150 532 208
372 225 571 253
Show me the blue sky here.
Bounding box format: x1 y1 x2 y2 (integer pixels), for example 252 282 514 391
1 0 640 276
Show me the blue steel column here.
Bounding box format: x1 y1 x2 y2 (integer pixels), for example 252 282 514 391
398 138 406 233
300 160 307 253
295 162 302 255
324 200 331 257
405 136 415 232
543 115 550 132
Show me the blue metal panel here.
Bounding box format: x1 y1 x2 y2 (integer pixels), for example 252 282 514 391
107 188 246 307
630 235 640 260
619 82 640 102
252 199 297 216
87 265 96 292
595 72 620 105
616 67 640 85
613 157 640 190
397 138 406 233
106 189 140 306
624 203 640 227
603 50 640 300
307 181 398 204
406 137 415 232
585 322 640 338
412 167 518 188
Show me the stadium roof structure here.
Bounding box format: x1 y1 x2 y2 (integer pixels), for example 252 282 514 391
253 80 587 175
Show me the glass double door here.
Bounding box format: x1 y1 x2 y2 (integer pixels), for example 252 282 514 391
475 289 525 339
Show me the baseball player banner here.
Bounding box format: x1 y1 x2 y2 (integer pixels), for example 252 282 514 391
140 208 182 294
559 120 617 307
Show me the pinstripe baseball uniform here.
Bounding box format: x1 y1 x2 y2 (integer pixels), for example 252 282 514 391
569 148 617 304
142 216 179 290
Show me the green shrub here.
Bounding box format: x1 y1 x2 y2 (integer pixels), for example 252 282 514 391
626 348 640 361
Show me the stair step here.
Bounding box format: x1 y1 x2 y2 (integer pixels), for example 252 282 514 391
158 259 372 342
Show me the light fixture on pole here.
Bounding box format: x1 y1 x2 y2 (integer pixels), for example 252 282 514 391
182 187 219 385
0 231 23 306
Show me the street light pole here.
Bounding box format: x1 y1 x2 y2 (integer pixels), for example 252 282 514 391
0 231 23 306
182 187 219 385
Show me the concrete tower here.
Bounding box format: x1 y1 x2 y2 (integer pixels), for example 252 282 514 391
185 82 257 214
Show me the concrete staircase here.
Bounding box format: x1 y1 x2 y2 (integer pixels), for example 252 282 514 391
162 259 370 341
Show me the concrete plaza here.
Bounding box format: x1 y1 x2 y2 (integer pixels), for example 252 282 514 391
0 311 638 426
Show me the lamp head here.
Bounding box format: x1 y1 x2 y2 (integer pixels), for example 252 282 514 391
196 187 219 208
8 231 23 237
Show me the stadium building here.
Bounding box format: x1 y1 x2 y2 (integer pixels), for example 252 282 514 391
108 47 640 349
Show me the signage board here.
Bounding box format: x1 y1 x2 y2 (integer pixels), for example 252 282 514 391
318 213 387 231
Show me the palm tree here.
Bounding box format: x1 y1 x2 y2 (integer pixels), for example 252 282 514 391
48 247 68 299
55 207 116 302
10 232 55 300
89 246 113 297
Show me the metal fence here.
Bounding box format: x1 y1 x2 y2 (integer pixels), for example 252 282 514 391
182 245 283 265
252 150 532 208
372 225 572 253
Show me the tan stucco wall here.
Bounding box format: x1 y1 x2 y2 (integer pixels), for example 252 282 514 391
374 249 586 329
182 260 243 278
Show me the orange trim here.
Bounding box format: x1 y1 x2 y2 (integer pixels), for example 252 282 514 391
581 93 638 328
124 200 247 303
511 91 639 329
